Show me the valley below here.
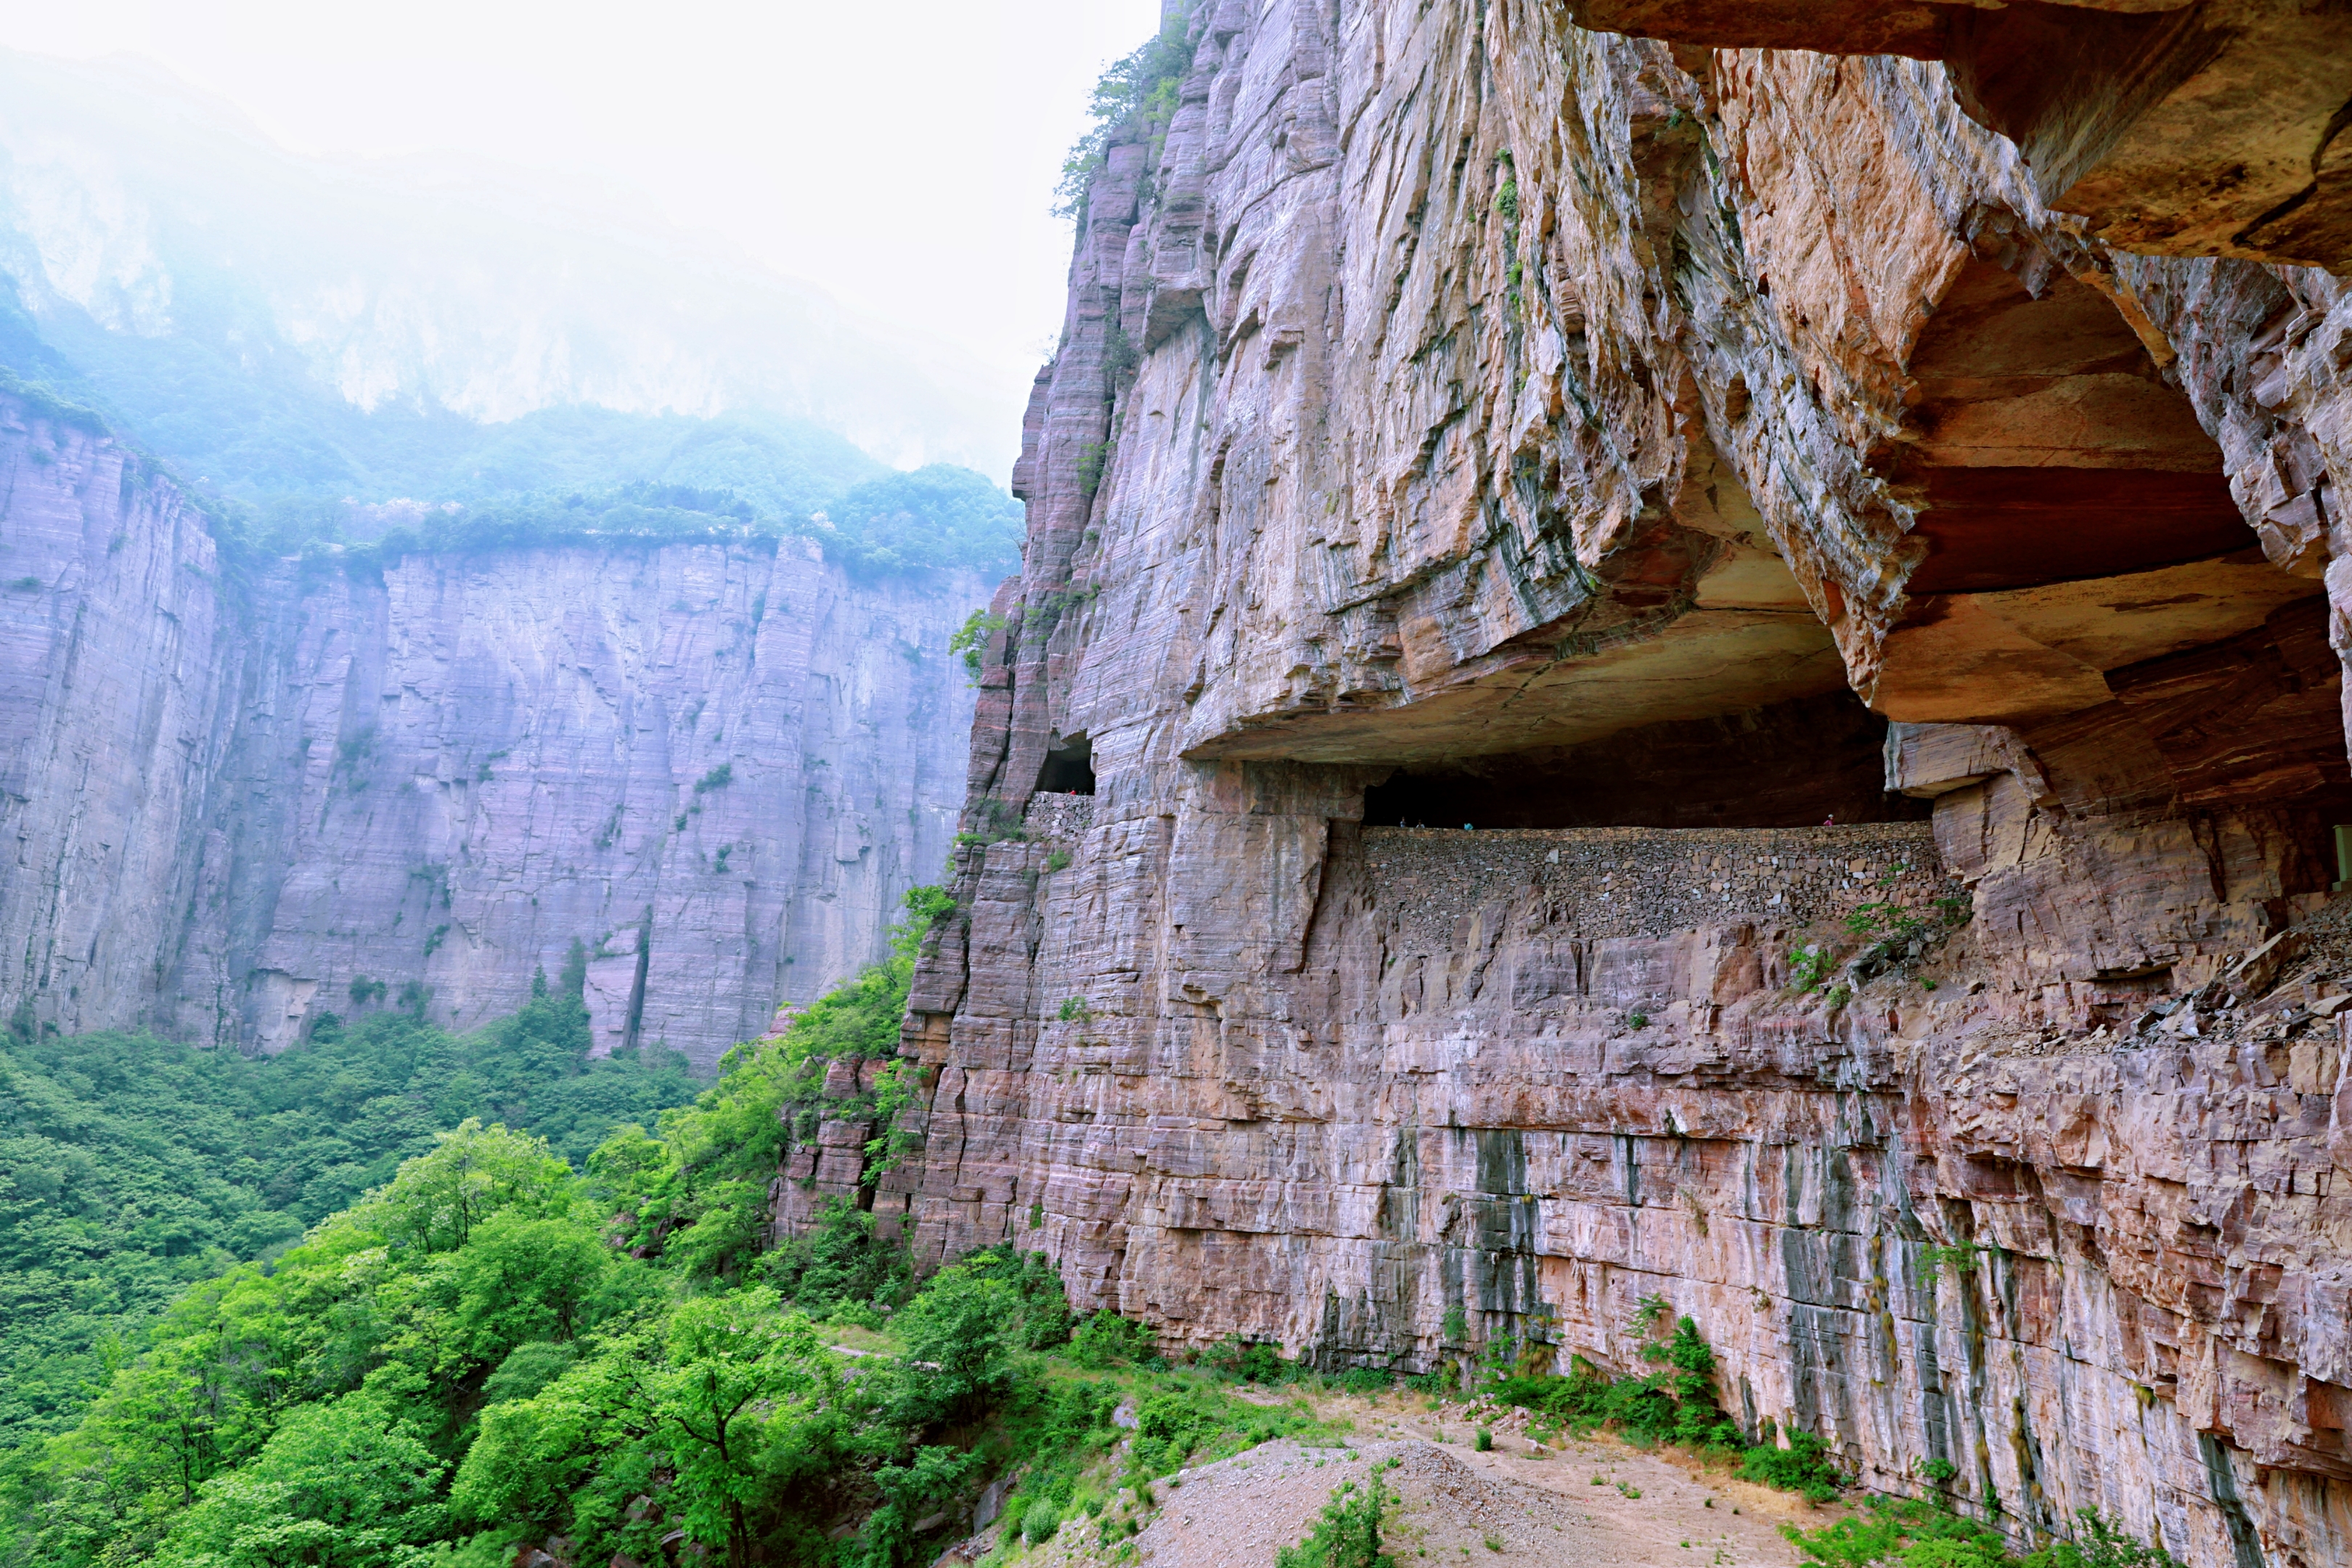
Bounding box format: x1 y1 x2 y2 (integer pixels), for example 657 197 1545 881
9 1 2352 1567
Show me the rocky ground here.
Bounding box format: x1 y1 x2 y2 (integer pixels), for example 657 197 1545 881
938 1392 1818 1568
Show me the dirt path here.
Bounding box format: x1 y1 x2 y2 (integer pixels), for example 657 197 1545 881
982 1392 1822 1568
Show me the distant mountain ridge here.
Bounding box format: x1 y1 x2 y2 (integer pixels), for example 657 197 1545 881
0 48 1016 483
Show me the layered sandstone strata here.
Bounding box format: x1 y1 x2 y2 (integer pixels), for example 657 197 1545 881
0 396 983 1068
871 4 2352 1565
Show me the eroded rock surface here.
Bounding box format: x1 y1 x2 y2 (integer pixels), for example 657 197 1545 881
0 398 982 1067
879 6 2352 1566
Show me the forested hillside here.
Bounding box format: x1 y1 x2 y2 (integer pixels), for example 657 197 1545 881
0 887 1388 1568
0 964 698 1444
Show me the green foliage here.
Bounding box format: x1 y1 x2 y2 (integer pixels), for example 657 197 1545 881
1740 1432 1845 1504
1069 1311 1159 1369
1487 1304 1749 1458
1473 1426 1493 1451
0 901 1024 1568
1021 1498 1063 1544
817 465 1026 576
1204 1334 1289 1384
694 762 735 793
1847 897 1934 947
1122 1381 1347 1483
312 479 1011 583
595 885 949 1284
1919 1241 1990 1278
1056 11 1194 218
950 608 1007 677
149 1399 449 1568
1276 1467 1397 1568
0 993 695 1442
1789 943 1835 993
759 1198 910 1319
1783 1496 2181 1568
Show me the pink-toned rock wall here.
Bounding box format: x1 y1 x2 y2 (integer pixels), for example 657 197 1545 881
0 395 987 1069
880 5 2352 1565
165 542 984 1067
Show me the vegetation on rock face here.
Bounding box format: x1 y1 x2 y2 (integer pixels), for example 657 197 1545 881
1055 8 1196 218
0 979 696 1444
950 606 1008 677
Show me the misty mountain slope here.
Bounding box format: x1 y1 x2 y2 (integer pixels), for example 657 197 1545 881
0 382 992 1069
0 47 1013 477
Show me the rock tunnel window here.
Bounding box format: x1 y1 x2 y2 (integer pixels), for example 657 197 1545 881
1036 733 1095 796
1360 692 1929 830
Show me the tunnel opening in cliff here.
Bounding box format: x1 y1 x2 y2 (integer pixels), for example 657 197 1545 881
1360 691 1929 830
1036 732 1095 796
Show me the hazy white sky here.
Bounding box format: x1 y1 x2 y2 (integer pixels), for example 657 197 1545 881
0 0 1164 402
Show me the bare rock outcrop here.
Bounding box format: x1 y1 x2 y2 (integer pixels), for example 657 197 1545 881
0 396 984 1068
884 6 2352 1566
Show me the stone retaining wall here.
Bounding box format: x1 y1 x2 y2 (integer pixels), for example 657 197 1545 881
1360 823 1952 945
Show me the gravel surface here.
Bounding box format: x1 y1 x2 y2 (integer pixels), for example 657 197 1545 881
954 1397 1818 1568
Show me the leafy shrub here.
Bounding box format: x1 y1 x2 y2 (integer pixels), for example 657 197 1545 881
949 608 1006 677
759 1196 909 1317
1021 1500 1063 1544
1783 1497 2181 1568
1487 1306 1742 1453
1055 12 1195 218
1276 1468 1397 1568
1740 1432 1845 1504
1070 1310 1158 1368
1205 1334 1289 1384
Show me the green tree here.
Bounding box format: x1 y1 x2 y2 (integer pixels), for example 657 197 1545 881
446 1210 618 1365
890 1265 1021 1426
376 1121 570 1254
649 1294 833 1568
150 1400 446 1568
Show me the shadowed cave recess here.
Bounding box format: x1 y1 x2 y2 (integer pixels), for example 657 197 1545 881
1362 692 1934 830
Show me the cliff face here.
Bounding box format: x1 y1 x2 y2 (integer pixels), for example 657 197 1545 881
0 397 982 1069
882 6 2352 1567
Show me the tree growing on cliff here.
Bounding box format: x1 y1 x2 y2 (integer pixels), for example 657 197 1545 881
1055 7 1196 219
588 884 953 1284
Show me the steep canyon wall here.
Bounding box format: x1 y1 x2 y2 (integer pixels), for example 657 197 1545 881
873 5 2352 1567
0 396 983 1069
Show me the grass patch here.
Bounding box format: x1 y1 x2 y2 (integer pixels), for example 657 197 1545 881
1785 1496 2182 1568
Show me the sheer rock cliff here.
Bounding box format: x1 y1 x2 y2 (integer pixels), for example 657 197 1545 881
871 4 2352 1566
0 396 981 1069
